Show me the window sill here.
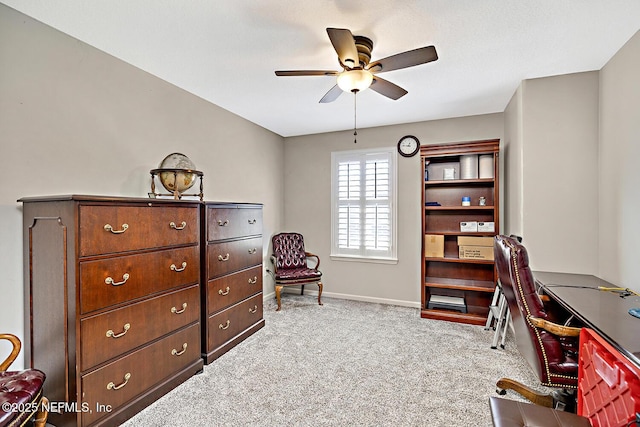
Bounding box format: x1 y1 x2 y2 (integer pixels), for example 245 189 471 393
330 254 398 265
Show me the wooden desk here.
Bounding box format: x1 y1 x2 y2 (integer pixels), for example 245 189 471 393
534 271 640 369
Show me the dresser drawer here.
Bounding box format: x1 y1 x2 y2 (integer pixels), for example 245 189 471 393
79 285 199 371
207 293 263 352
79 205 199 256
207 266 262 314
207 237 262 279
80 245 199 313
206 207 262 241
81 323 199 426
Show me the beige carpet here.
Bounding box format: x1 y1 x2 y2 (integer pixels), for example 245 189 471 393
122 295 542 426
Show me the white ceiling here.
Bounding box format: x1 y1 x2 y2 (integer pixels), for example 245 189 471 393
3 1 639 137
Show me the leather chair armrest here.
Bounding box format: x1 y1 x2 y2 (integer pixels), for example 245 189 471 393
305 252 320 270
0 333 21 371
495 380 555 408
527 316 581 337
268 255 278 275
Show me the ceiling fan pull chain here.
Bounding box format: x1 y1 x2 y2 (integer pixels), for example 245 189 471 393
353 90 358 143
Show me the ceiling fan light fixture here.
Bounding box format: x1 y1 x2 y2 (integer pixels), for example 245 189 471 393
337 69 373 93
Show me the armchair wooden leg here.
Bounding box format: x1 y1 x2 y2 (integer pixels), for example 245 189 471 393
275 285 283 311
496 378 554 407
34 396 49 427
317 281 323 306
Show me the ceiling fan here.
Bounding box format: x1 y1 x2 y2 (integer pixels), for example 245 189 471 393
275 27 438 103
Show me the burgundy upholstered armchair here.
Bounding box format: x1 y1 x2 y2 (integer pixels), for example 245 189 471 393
0 334 48 427
268 232 323 311
493 235 581 409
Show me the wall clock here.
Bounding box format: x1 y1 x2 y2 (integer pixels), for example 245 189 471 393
397 135 420 157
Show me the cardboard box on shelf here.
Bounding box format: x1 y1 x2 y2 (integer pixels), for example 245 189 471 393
457 236 494 247
478 222 495 232
460 221 478 232
459 245 494 260
424 234 444 258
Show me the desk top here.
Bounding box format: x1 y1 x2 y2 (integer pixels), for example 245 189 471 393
533 271 640 367
533 271 640 368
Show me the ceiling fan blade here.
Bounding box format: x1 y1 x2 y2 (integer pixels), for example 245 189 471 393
370 76 408 100
326 28 359 68
367 46 438 73
319 85 343 103
275 70 339 77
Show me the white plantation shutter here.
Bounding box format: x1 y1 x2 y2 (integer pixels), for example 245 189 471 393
337 160 361 250
364 157 390 254
332 148 397 261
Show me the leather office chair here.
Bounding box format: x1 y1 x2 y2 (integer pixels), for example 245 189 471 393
268 232 323 311
0 334 48 427
493 235 581 409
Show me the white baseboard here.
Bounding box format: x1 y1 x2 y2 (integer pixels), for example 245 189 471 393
262 288 420 309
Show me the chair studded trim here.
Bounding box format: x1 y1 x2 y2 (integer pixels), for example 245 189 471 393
504 238 578 388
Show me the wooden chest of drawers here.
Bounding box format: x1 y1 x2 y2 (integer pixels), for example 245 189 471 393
201 203 264 364
20 195 203 427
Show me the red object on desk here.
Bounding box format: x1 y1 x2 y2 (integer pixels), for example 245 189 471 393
578 328 640 426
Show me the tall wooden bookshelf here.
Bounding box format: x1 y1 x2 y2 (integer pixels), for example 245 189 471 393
420 139 500 325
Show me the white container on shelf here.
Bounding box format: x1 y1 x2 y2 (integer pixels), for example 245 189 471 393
478 222 495 232
443 168 456 180
479 154 494 179
460 155 479 179
460 221 478 232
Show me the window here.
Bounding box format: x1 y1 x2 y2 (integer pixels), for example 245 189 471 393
331 147 397 262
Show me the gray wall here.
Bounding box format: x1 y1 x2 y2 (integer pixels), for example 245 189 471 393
599 30 640 288
503 86 523 236
503 71 600 274
521 71 600 273
0 4 285 368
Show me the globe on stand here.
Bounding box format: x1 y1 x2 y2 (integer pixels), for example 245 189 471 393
159 153 197 193
150 153 204 200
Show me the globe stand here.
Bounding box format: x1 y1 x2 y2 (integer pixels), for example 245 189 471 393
149 168 204 200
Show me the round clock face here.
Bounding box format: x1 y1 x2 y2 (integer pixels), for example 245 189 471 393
398 135 420 157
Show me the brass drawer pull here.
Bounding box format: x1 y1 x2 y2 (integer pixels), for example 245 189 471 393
249 305 258 314
219 287 230 296
171 343 188 356
169 221 187 230
248 276 257 284
217 219 229 226
219 320 230 330
106 323 130 338
218 253 230 262
107 373 131 390
248 248 257 255
170 262 187 272
103 223 128 234
171 303 187 314
105 273 130 286
248 219 256 225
